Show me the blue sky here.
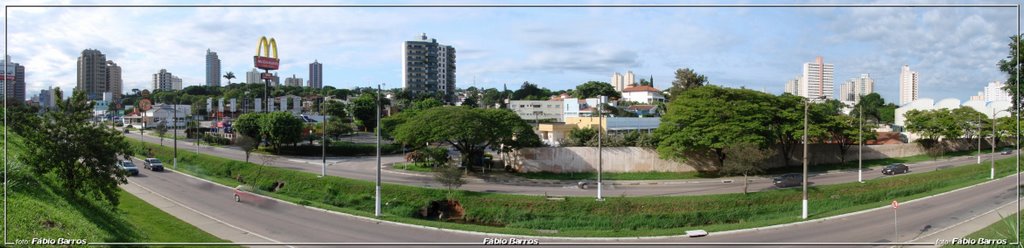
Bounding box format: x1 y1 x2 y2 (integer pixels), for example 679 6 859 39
2 0 1021 104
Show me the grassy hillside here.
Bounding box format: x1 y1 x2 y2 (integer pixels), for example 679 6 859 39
5 130 229 245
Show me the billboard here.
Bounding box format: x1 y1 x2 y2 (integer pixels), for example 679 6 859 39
254 36 280 70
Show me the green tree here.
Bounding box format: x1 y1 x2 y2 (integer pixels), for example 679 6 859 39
815 100 877 163
234 113 263 142
351 92 384 131
721 143 773 194
259 112 304 151
15 88 135 206
667 68 708 99
655 86 774 168
511 81 552 100
999 34 1023 110
572 81 620 99
768 93 804 166
434 164 466 199
223 72 236 84
236 135 259 163
562 127 597 146
322 101 348 119
480 88 505 108
154 120 169 146
851 93 886 123
392 107 541 170
462 95 479 108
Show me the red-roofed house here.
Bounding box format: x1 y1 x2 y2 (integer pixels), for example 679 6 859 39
621 85 665 104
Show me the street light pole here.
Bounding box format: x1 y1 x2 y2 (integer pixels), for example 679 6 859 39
597 96 604 201
978 114 982 164
802 97 809 219
375 84 383 217
174 98 178 170
321 93 327 177
858 103 863 183
992 109 1010 179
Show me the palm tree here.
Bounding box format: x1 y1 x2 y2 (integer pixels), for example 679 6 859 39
224 72 236 85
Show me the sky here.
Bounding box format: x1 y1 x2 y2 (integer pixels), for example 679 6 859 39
1 0 1022 104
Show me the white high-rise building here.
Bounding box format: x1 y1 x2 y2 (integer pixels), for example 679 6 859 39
611 71 635 92
402 33 456 103
899 65 919 105
206 49 221 87
246 68 260 84
983 80 1011 102
840 80 856 102
784 77 800 95
798 56 834 100
153 69 177 91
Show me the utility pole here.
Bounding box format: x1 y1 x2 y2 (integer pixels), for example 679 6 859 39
173 98 178 170
858 104 863 183
321 92 327 177
802 97 811 219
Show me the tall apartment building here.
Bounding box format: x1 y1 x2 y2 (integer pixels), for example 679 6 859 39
285 74 303 87
246 68 260 84
1 56 26 104
839 74 875 102
984 80 1011 102
153 69 181 91
38 87 56 110
798 56 834 100
107 61 122 101
206 49 221 87
899 65 919 105
612 71 635 92
77 49 109 100
784 77 800 95
402 33 456 103
308 60 323 89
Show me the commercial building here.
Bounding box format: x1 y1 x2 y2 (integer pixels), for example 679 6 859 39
612 71 635 92
77 49 109 100
798 56 834 100
285 74 303 87
537 117 661 147
621 85 665 104
509 100 565 122
153 69 182 91
308 60 323 89
206 49 221 87
402 33 456 103
1 55 25 104
899 65 918 105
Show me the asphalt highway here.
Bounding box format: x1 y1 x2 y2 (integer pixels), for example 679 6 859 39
124 155 1023 247
126 131 1016 197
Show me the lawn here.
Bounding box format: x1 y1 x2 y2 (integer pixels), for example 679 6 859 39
392 162 436 173
944 213 1022 247
128 138 1020 237
5 129 230 245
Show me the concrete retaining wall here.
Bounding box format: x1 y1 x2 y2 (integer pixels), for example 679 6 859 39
510 139 999 173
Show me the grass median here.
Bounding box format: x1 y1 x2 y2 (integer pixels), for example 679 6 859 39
944 212 1022 247
129 139 1019 237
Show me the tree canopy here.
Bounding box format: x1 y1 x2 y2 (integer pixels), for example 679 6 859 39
511 81 553 100
391 106 541 169
667 68 708 98
999 34 1023 110
572 81 620 99
656 86 775 167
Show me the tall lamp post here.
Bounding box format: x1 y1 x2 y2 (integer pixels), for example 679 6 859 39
992 109 1011 179
597 96 605 201
173 98 178 170
978 114 982 164
321 92 327 177
858 103 863 183
374 84 383 217
802 96 825 219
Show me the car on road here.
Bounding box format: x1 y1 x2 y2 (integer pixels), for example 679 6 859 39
233 184 266 205
1001 149 1013 155
881 163 909 175
118 160 139 176
143 158 164 171
773 173 802 188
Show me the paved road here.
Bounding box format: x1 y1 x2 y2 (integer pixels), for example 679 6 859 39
124 155 1023 247
126 131 1016 197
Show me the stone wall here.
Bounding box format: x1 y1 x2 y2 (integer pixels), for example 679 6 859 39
510 139 999 173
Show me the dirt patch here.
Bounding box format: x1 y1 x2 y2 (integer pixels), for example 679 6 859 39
41 219 61 229
418 199 464 220
270 181 286 192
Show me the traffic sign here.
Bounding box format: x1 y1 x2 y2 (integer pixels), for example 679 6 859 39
891 200 898 209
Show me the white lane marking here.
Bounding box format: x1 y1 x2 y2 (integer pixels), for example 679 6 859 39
127 175 292 247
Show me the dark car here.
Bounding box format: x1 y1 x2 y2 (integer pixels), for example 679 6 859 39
773 173 802 188
118 160 139 176
1001 149 1013 155
881 163 909 175
143 158 164 171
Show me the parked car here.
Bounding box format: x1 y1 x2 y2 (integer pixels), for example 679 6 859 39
1001 149 1013 155
118 160 139 176
143 158 164 171
881 163 909 175
773 173 802 188
233 184 266 205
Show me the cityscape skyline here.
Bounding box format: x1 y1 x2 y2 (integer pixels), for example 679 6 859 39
2 2 1021 103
